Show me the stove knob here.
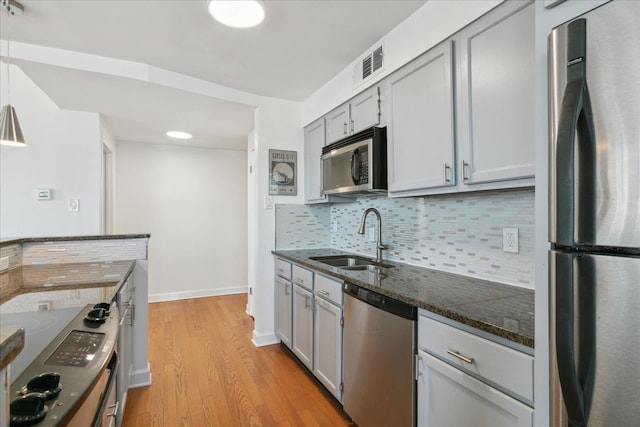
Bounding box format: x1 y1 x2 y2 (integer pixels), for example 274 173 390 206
10 393 48 426
27 372 62 400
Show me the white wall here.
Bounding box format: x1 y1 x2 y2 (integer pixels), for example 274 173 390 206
251 97 303 346
302 0 503 125
0 64 102 237
114 141 248 301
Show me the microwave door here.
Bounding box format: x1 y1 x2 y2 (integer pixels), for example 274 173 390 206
322 139 370 195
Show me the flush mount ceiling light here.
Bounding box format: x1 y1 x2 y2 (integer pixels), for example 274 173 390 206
0 0 26 147
166 130 193 140
208 0 265 28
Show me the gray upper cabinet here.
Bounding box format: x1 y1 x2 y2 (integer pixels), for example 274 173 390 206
325 104 350 144
350 86 381 135
387 41 456 195
304 118 327 204
456 1 535 185
325 85 381 145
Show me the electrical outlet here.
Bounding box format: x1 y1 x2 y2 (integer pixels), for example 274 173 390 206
332 221 338 233
503 228 519 253
368 227 376 242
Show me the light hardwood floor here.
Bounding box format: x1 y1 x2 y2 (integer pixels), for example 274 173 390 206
122 294 352 426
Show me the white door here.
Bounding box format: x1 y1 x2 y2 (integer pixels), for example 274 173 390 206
304 119 327 203
350 86 380 134
325 104 350 144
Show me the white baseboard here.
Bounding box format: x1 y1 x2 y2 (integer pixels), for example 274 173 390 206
149 287 247 303
252 330 279 347
129 363 152 388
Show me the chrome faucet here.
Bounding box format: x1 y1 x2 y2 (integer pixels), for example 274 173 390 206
358 208 387 262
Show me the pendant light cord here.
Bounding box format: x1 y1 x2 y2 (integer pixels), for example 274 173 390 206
6 1 11 104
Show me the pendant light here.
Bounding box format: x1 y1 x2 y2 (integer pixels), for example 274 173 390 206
0 0 26 147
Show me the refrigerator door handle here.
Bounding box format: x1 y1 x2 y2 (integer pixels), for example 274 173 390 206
554 18 596 247
555 252 597 427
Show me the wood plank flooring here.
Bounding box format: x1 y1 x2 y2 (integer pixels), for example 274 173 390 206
122 294 352 427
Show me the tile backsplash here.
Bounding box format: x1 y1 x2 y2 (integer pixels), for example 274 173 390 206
275 189 534 288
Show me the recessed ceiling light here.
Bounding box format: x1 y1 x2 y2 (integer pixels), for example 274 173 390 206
208 0 265 28
166 130 193 140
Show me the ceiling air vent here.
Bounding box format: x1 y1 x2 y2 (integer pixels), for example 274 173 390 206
354 44 384 88
372 46 383 73
362 55 373 79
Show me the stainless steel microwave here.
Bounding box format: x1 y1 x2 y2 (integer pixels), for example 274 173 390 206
321 127 387 195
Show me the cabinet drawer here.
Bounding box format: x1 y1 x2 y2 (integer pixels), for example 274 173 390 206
292 265 313 290
275 258 292 280
418 315 533 401
314 274 343 306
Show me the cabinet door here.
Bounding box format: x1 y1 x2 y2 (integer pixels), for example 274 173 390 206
313 298 343 401
456 1 535 185
417 350 533 427
275 276 293 348
116 280 131 423
350 85 380 134
304 118 327 203
292 284 314 369
325 104 350 144
388 41 455 194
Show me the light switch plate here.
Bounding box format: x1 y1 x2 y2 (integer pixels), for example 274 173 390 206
263 196 273 210
69 199 80 212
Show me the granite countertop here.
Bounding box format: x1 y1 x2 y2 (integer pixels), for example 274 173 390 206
273 248 534 348
0 234 151 247
0 260 136 308
0 326 25 371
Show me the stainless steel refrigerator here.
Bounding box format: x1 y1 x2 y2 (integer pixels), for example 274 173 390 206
549 1 640 426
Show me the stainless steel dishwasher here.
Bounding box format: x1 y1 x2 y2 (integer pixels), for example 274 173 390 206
343 282 416 427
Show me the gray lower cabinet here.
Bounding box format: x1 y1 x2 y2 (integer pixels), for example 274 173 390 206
274 276 293 348
417 312 533 427
116 278 134 425
292 284 314 369
387 40 455 195
273 258 344 401
417 350 533 427
455 0 535 186
312 275 344 401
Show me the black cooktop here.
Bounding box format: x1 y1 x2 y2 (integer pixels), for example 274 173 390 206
9 304 119 427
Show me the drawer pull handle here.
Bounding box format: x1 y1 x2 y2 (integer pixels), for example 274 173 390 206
317 290 330 296
447 349 474 364
293 278 304 285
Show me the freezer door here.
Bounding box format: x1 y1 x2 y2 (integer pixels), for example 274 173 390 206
550 250 640 426
549 2 640 249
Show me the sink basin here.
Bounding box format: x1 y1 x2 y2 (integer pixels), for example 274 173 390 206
309 256 394 269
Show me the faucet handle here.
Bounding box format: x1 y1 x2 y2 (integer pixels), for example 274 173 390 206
378 243 388 250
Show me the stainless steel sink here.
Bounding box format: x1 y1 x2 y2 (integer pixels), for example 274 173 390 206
309 256 394 269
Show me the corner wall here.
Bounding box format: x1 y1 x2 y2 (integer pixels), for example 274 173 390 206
0 64 102 238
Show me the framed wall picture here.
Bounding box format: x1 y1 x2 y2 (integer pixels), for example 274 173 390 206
269 149 297 195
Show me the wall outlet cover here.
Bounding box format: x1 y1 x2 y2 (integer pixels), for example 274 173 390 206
368 227 376 242
0 256 9 272
502 227 519 253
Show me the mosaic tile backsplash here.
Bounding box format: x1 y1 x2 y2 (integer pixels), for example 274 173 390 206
275 189 534 288
21 239 148 265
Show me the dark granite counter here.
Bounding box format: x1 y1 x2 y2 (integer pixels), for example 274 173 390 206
0 234 151 248
0 326 25 371
273 248 534 348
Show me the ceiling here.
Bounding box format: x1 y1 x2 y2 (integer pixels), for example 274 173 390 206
1 0 426 150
